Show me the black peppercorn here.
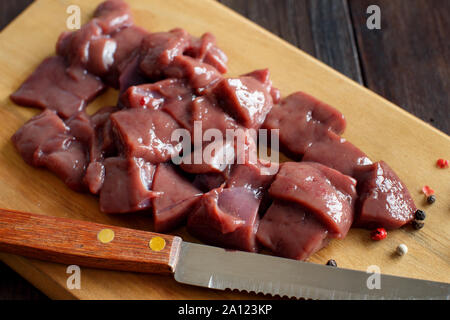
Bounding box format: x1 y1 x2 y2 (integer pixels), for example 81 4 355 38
326 259 337 267
412 220 424 230
427 195 436 204
414 209 426 220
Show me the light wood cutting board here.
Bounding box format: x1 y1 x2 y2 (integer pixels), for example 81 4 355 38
0 0 448 300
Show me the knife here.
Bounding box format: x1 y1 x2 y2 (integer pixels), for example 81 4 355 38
0 208 448 300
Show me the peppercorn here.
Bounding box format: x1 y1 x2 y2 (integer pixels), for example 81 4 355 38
415 209 426 220
370 228 387 241
326 259 337 267
412 220 424 230
436 158 449 169
427 195 436 204
396 244 408 256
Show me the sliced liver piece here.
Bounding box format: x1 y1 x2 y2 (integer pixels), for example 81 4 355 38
118 54 149 96
111 109 182 163
263 91 346 158
56 21 103 66
302 130 372 177
191 170 231 193
11 110 68 166
40 138 88 192
227 161 278 215
242 69 280 104
179 139 235 174
90 106 119 159
187 187 260 252
190 96 240 135
99 157 160 213
120 78 193 112
354 161 416 229
213 76 274 129
152 163 202 232
164 55 222 93
10 56 105 119
93 0 133 34
256 200 329 260
83 161 105 194
139 28 191 79
226 161 277 198
187 32 228 74
269 162 357 238
105 25 149 87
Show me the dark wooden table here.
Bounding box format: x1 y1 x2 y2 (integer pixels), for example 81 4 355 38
0 0 448 300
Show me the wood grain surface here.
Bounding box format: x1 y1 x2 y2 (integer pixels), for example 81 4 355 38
0 209 182 274
0 0 448 300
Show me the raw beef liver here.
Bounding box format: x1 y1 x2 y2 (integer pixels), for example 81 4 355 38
93 0 133 34
186 32 228 74
164 55 222 93
10 56 105 119
213 76 274 129
11 110 68 166
269 162 357 238
139 28 191 80
152 163 202 232
111 109 182 163
243 69 280 104
263 92 346 158
187 186 260 252
302 130 372 177
11 110 88 191
256 200 329 260
99 157 160 213
354 161 416 229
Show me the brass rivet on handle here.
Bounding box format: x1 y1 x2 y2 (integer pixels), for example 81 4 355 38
97 228 115 243
149 236 166 251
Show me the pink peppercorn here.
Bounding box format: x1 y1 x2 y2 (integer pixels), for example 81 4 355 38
370 228 387 241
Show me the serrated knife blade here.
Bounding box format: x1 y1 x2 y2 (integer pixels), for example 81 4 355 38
174 242 450 300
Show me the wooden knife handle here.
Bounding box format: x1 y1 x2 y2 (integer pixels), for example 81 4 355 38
0 208 182 274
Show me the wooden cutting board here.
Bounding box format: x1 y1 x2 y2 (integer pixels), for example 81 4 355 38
0 0 448 300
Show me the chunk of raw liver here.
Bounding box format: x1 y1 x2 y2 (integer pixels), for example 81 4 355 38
227 161 278 215
179 139 235 174
139 28 191 79
111 109 182 163
213 76 274 129
187 32 228 74
187 187 260 252
84 161 105 194
354 161 416 229
93 0 133 34
226 161 277 198
105 25 149 87
65 108 118 194
191 164 233 192
152 163 202 232
190 96 240 135
120 78 193 113
263 92 346 158
10 57 105 119
41 139 88 191
90 106 119 160
99 157 160 213
242 69 280 104
302 130 372 177
256 200 329 260
164 55 222 93
56 21 104 66
118 54 149 96
11 110 68 166
269 162 357 238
